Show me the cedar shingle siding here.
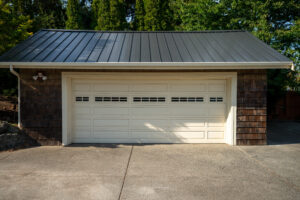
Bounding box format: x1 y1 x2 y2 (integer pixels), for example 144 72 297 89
237 70 267 145
20 69 267 145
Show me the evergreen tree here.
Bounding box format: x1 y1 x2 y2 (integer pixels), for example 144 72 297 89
176 0 299 94
10 0 65 32
66 0 82 29
91 0 100 29
110 0 126 30
143 0 173 31
134 0 145 30
80 0 93 29
0 0 32 95
96 0 110 30
0 0 32 54
33 0 66 31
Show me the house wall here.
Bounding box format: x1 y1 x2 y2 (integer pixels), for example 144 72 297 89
19 69 267 145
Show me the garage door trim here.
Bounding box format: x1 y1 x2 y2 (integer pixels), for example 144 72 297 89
62 72 237 145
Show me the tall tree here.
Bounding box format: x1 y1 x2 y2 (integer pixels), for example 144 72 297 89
91 0 100 29
0 0 32 95
79 0 93 29
143 0 173 31
96 0 110 30
66 0 82 29
110 0 127 30
0 0 32 55
94 0 127 30
32 0 66 31
134 0 145 30
10 0 65 32
176 0 299 94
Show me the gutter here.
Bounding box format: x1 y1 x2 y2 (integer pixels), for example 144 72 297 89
0 61 294 69
9 65 21 128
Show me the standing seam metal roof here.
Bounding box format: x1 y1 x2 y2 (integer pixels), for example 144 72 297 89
0 29 291 63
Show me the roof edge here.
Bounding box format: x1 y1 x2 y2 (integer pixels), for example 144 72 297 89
40 29 246 33
0 62 293 70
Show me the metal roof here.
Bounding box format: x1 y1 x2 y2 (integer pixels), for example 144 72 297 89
0 29 292 69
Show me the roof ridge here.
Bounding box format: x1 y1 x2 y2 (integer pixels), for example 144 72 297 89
40 29 246 33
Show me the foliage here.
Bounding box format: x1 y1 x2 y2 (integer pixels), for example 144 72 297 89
95 0 110 30
142 0 173 31
0 0 299 96
79 0 93 29
133 0 145 30
175 0 299 94
10 0 65 32
110 0 127 30
66 0 82 29
0 0 32 55
94 0 126 30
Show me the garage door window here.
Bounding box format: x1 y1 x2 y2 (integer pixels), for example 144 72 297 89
95 97 127 102
75 97 89 102
210 97 223 102
172 97 204 102
133 97 166 102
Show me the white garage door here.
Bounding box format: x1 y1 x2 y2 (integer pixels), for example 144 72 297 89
71 78 226 143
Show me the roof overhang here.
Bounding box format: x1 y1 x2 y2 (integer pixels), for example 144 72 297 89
0 61 294 70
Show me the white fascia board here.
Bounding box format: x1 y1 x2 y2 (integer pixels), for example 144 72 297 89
0 61 293 69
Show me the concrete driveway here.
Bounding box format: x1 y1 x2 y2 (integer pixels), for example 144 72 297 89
0 123 300 200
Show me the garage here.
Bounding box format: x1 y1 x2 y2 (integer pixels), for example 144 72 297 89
63 72 236 144
1 29 293 145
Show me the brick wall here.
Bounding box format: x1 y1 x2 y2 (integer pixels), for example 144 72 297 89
19 69 267 145
237 70 267 145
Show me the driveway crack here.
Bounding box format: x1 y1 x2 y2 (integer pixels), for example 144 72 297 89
118 145 134 200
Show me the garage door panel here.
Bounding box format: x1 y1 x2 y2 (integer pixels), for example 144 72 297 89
93 84 129 92
93 126 129 132
92 131 129 138
74 128 91 138
74 119 91 127
170 107 207 116
170 131 205 139
93 107 129 115
207 118 225 127
130 84 168 92
131 131 170 139
207 131 224 139
131 120 169 130
170 84 206 92
73 83 91 91
73 106 91 115
208 107 226 116
172 126 206 132
207 84 225 92
131 107 168 116
93 119 129 127
170 119 205 127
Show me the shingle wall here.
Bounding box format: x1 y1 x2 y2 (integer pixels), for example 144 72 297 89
236 70 267 145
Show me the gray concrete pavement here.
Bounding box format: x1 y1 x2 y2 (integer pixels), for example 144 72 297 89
0 144 299 200
0 122 300 200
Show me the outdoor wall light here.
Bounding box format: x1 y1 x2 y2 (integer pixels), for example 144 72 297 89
32 72 47 81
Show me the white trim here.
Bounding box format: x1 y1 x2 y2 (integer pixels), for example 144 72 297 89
0 61 293 69
61 72 237 145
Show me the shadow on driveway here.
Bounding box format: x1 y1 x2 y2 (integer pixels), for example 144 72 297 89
268 121 300 145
